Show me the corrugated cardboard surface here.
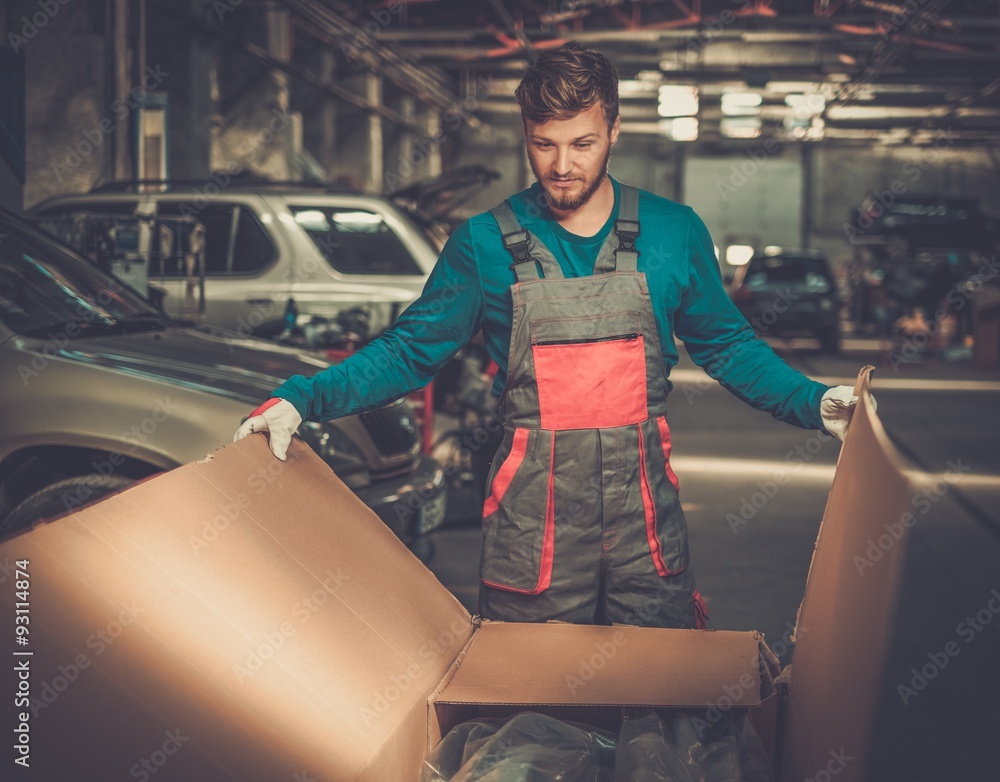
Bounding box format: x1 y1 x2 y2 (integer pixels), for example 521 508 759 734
438 621 764 707
782 371 914 781
0 437 471 781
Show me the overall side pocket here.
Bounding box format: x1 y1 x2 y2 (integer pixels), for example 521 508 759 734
480 429 556 594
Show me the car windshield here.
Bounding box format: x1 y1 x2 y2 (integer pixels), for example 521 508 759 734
744 256 833 294
0 215 168 338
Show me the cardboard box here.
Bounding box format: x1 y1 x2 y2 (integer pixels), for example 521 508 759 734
0 368 911 781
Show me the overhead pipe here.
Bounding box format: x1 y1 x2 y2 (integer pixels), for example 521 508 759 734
833 24 970 53
814 0 847 18
377 15 1000 41
487 0 538 62
147 0 426 135
474 38 568 61
280 0 457 110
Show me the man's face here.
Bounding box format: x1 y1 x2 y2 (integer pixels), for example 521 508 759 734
524 102 620 212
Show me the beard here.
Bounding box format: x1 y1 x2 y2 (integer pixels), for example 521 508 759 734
530 145 611 212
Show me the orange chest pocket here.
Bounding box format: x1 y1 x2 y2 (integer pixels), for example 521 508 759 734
529 311 649 431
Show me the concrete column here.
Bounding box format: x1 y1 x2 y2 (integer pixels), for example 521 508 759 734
423 108 442 179
801 143 813 249
399 94 416 179
111 0 132 181
317 49 337 178
153 0 214 180
336 72 385 192
366 72 383 192
265 6 290 113
22 0 107 205
382 90 416 191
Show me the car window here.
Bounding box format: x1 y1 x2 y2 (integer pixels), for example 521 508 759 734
0 218 162 337
231 208 274 273
745 257 832 294
290 206 422 275
33 201 141 249
156 203 274 276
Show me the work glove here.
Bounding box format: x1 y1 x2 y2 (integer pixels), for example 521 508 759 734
820 385 877 442
233 398 302 461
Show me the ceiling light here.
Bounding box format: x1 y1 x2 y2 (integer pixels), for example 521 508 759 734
785 93 826 117
726 245 755 266
766 81 822 93
720 117 762 139
659 117 699 141
619 79 656 95
721 91 763 116
658 85 699 118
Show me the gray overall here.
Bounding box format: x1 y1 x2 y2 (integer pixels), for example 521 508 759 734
478 184 709 629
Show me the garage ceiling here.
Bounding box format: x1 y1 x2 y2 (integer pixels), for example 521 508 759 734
320 0 1000 147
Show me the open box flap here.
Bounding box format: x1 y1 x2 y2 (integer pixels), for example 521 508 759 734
0 437 472 780
783 367 914 781
436 622 768 707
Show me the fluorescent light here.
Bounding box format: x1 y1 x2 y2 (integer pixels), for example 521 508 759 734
726 245 755 266
785 93 826 117
619 79 657 95
766 81 823 93
720 117 761 138
658 85 699 118
721 91 762 116
667 116 699 141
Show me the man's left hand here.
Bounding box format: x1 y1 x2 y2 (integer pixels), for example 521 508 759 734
821 385 877 442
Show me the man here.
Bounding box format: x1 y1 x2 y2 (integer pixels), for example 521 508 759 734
234 42 863 630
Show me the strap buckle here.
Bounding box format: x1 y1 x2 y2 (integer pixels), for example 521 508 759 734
502 229 534 265
615 219 640 252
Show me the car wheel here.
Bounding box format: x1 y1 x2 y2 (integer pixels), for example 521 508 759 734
1 475 134 536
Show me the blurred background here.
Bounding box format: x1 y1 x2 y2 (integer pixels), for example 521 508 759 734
1 2 998 780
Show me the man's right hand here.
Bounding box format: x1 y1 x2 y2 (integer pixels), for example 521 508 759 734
233 398 303 461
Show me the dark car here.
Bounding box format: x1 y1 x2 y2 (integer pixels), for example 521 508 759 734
0 210 446 554
848 193 1000 259
731 249 841 354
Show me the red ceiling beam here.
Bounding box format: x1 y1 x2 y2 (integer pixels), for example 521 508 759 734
834 23 970 53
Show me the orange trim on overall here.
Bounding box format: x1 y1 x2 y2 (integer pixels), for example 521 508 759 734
638 426 670 577
482 436 556 595
481 428 530 518
656 416 681 492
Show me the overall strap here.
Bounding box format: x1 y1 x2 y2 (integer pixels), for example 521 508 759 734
491 201 564 282
593 184 641 274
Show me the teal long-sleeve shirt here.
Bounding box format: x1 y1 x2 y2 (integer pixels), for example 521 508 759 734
274 176 830 430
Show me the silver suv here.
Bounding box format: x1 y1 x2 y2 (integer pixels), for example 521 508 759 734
0 210 446 554
29 179 440 337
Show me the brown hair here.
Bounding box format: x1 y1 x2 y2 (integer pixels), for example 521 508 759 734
515 41 619 130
